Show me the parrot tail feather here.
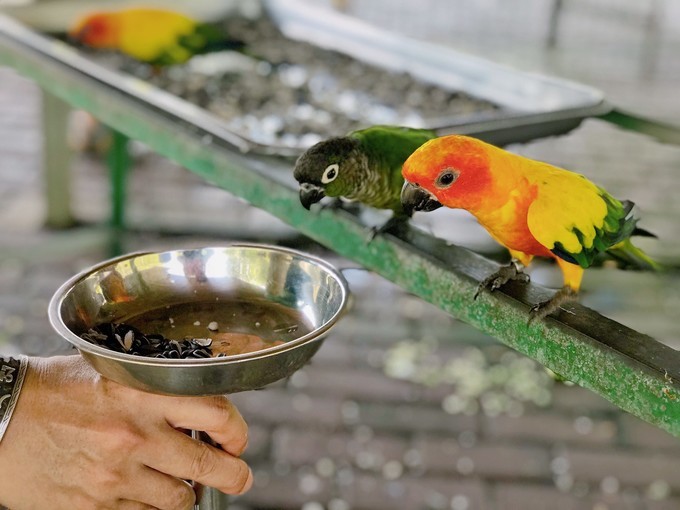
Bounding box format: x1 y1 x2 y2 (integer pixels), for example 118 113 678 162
606 238 663 271
632 226 658 238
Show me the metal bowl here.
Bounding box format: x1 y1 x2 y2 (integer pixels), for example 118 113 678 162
48 244 350 395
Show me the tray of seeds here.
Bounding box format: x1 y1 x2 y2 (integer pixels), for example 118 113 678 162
18 0 608 155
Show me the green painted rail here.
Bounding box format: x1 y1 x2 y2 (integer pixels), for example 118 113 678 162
598 107 680 146
1 15 679 438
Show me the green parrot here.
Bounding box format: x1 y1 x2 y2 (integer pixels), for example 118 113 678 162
293 125 437 231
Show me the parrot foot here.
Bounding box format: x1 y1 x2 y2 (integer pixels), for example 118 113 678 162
528 287 579 323
367 216 409 242
474 260 530 300
322 198 352 211
321 199 366 217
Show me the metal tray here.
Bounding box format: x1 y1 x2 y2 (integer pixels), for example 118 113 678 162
265 0 610 146
0 0 610 155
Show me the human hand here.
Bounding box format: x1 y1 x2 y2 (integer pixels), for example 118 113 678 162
0 355 252 509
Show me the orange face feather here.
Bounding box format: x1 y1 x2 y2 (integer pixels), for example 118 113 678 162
402 135 495 212
70 13 121 48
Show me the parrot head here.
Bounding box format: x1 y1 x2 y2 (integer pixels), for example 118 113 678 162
400 135 493 215
293 136 364 210
70 12 121 49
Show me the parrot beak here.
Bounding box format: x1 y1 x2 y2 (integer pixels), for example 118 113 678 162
68 26 86 43
299 183 326 210
401 182 442 215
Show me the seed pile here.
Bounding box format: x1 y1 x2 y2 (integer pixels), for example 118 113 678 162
81 323 217 359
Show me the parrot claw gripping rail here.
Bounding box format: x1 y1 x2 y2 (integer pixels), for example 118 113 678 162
1 0 679 437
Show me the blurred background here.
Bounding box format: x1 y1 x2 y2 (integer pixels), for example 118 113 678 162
1 0 679 509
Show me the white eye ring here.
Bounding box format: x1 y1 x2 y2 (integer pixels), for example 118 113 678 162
322 163 339 184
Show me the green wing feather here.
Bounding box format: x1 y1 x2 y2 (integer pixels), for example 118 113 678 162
350 125 436 211
527 167 657 270
152 23 245 66
550 189 638 268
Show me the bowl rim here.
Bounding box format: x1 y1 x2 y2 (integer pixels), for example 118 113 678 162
48 243 351 367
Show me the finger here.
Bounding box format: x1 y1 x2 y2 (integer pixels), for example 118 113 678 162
117 501 159 510
121 467 196 510
144 430 253 495
160 395 248 456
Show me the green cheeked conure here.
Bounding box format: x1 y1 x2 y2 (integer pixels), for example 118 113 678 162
293 125 436 232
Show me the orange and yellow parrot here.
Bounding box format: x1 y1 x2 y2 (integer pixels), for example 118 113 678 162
400 134 659 320
69 8 242 66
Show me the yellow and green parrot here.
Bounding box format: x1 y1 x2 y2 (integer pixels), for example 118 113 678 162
69 7 243 66
400 134 660 320
293 125 437 233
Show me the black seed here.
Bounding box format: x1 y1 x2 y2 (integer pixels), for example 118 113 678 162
81 322 217 359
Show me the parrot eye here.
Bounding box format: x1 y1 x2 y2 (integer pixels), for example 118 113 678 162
321 163 339 184
436 169 459 189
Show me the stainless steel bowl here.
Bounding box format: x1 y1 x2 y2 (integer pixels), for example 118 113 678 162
48 244 350 395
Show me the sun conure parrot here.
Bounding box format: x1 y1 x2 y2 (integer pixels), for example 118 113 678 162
294 125 437 234
400 134 660 320
69 7 243 66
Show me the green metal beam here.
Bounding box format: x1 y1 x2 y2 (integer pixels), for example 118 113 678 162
107 130 131 232
599 107 680 147
1 17 679 438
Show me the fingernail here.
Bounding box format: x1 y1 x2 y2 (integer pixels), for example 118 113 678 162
241 468 254 493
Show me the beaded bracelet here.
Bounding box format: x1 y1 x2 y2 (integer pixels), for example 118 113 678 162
0 356 27 443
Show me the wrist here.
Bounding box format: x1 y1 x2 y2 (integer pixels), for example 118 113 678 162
0 355 28 444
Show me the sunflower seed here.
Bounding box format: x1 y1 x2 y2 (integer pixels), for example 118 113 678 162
123 330 134 351
80 322 219 359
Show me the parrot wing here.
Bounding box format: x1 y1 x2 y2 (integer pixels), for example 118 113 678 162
116 9 197 63
116 8 243 65
526 165 638 268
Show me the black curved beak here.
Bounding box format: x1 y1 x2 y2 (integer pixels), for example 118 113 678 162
299 183 326 210
401 182 442 215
